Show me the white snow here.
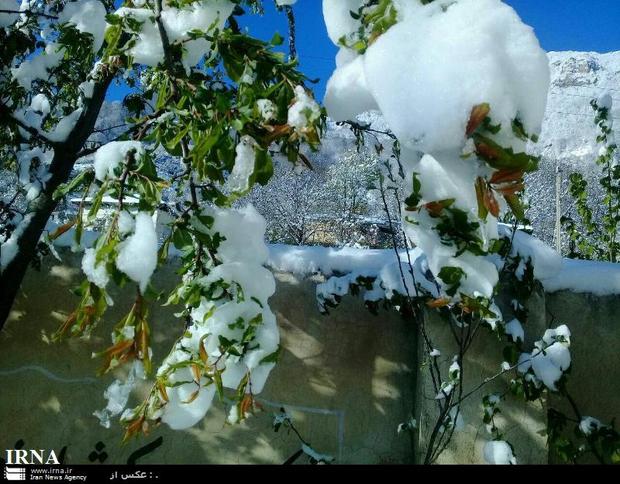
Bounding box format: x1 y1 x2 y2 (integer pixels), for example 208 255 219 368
115 0 234 70
16 147 53 202
579 417 602 436
519 325 572 391
268 239 620 299
499 225 563 281
117 210 135 235
227 135 257 193
115 212 158 293
504 318 524 343
325 0 549 153
11 43 63 90
275 0 296 6
288 86 321 131
256 99 276 122
541 258 620 296
30 94 51 117
301 443 334 464
160 368 217 430
322 0 363 46
324 54 378 122
47 108 83 142
93 141 144 182
268 244 411 277
81 247 109 288
205 205 270 265
58 0 107 52
323 0 551 302
0 0 19 27
529 342 570 391
158 205 279 430
0 213 33 272
483 440 516 465
93 361 145 429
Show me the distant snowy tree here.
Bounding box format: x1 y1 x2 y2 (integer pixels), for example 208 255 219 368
247 158 326 245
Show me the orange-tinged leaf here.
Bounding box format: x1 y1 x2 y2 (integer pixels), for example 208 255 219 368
49 220 76 240
157 381 169 402
191 364 201 383
198 341 208 364
102 339 134 357
475 141 500 161
475 177 488 220
489 168 524 185
466 103 491 136
183 389 200 405
425 199 453 217
123 416 145 443
426 298 451 309
240 394 254 418
484 187 500 218
495 182 525 196
265 124 292 143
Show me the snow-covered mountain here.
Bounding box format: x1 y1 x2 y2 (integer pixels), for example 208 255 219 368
527 51 620 247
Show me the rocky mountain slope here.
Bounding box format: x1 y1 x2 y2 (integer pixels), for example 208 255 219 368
527 51 620 248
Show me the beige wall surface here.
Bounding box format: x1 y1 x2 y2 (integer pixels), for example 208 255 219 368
0 253 415 465
0 253 618 464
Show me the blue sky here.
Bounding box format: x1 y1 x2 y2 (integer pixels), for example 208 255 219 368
108 0 620 102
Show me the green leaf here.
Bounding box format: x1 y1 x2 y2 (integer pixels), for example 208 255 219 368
53 170 94 201
270 32 284 46
260 346 282 365
251 148 273 187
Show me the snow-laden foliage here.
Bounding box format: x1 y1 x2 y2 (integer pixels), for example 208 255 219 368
0 0 323 439
321 0 620 464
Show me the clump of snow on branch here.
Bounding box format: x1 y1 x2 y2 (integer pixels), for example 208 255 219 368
82 247 110 289
93 141 144 182
140 205 279 430
517 325 571 391
288 86 321 133
115 212 158 293
324 0 550 301
114 0 234 70
58 0 107 52
227 135 257 193
94 360 145 429
483 440 516 465
326 0 549 152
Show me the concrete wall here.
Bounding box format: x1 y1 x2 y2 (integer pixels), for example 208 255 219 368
0 253 415 465
0 253 618 464
414 287 619 464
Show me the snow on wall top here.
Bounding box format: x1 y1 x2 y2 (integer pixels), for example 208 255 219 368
266 239 620 298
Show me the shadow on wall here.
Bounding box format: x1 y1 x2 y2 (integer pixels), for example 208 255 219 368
0 251 416 464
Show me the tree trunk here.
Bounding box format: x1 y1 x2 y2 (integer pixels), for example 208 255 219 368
0 176 64 326
0 75 113 330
